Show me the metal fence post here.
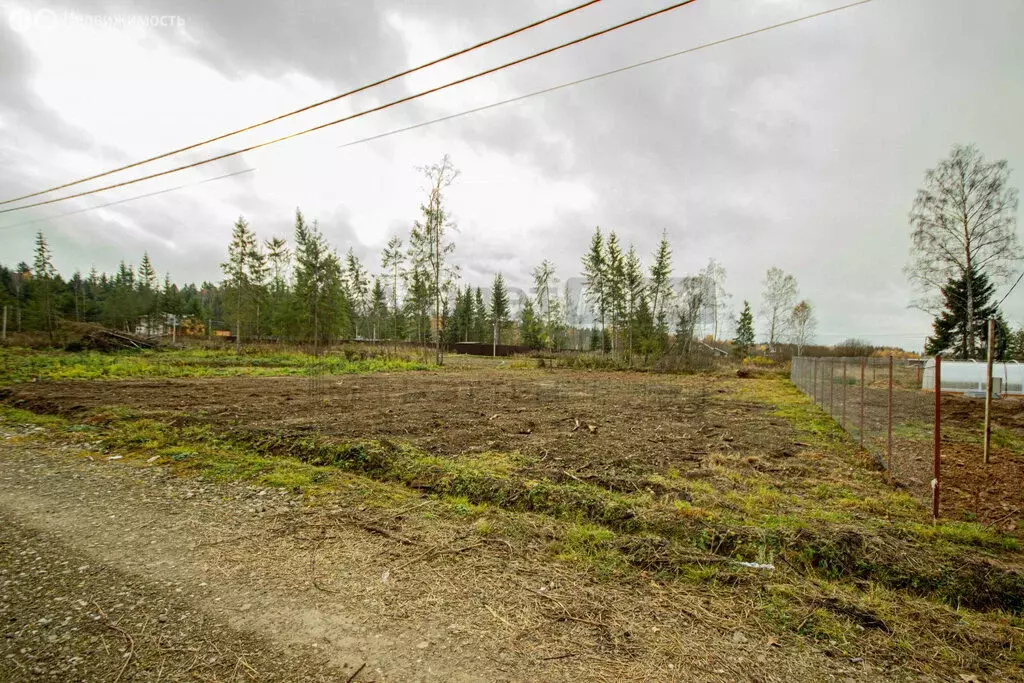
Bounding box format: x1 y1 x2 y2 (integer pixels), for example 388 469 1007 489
842 359 848 430
829 359 835 416
933 355 941 520
813 358 818 406
859 356 866 448
984 318 995 464
887 354 893 481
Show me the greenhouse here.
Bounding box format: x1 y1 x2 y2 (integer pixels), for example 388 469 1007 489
921 359 1024 396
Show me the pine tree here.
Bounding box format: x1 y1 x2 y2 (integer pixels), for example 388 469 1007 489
248 242 268 340
381 236 405 343
32 232 57 342
264 237 291 337
925 265 1007 359
605 231 625 352
519 297 543 349
137 252 159 334
472 287 488 342
649 230 673 347
1007 327 1024 361
221 216 257 353
490 273 509 355
405 266 430 344
162 273 184 338
581 227 608 352
293 213 347 347
734 300 755 358
632 292 655 359
623 245 644 361
369 277 387 341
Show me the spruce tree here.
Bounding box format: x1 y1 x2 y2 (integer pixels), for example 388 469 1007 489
472 287 488 342
581 227 608 351
605 231 625 352
925 265 1007 359
519 297 543 349
490 273 509 354
293 212 347 347
734 300 755 359
32 232 57 342
649 230 673 346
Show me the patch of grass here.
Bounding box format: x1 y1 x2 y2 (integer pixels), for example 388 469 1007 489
0 406 66 426
722 377 847 447
899 520 1021 552
0 346 431 385
553 523 626 577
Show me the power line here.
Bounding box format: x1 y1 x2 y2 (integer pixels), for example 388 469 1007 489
997 270 1024 308
0 0 698 216
0 0 875 231
0 0 603 207
0 169 255 231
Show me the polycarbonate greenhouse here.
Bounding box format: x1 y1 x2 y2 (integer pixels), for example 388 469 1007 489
921 358 1024 395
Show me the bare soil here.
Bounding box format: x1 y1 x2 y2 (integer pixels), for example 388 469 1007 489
803 370 1023 527
2 370 799 493
0 419 877 682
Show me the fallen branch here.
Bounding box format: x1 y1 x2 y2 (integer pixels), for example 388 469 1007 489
345 662 366 683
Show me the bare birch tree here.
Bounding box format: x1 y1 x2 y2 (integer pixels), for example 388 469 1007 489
411 154 459 365
906 144 1020 354
789 300 816 356
760 267 797 354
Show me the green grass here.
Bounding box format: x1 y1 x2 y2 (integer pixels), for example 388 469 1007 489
0 346 431 384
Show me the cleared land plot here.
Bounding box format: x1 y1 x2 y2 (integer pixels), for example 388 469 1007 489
3 362 1023 680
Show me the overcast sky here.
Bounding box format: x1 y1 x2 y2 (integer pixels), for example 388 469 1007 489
1 0 1022 349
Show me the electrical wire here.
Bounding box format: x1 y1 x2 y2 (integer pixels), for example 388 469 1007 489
0 0 603 207
0 0 875 230
0 0 699 215
0 169 256 230
996 270 1024 308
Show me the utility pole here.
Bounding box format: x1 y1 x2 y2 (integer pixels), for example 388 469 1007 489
983 318 995 464
493 318 498 358
1 305 6 341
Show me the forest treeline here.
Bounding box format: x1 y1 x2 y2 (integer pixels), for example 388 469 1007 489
1 155 820 363
5 147 1024 363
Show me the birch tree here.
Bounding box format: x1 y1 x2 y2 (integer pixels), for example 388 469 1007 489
907 144 1020 355
411 154 459 365
760 267 797 354
789 300 816 356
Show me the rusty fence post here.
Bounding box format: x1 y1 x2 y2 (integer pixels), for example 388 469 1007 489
887 354 893 481
859 356 866 448
983 318 995 465
842 359 848 430
933 355 941 520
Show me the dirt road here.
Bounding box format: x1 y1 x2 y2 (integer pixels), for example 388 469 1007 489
0 421 881 682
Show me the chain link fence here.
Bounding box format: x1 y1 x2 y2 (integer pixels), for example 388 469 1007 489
791 356 1024 525
791 356 940 507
